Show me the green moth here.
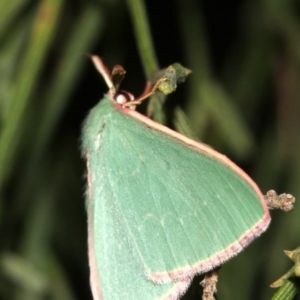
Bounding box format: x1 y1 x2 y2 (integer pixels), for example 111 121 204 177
82 56 271 300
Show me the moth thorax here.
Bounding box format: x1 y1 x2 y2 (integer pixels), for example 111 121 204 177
114 90 134 105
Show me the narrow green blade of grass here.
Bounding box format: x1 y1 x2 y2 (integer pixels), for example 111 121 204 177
0 0 63 188
0 0 30 39
30 4 104 164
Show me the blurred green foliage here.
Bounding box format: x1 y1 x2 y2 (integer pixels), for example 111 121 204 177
0 0 299 299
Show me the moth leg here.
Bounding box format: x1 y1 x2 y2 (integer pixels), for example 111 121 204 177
123 77 167 107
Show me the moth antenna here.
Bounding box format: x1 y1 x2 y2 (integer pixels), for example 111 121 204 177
88 54 116 94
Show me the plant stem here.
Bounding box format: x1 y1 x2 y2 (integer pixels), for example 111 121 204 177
271 278 300 300
126 0 159 78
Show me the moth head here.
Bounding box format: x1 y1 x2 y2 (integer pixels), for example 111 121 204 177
114 90 136 109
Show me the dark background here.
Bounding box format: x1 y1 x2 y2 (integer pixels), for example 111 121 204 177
0 0 300 299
